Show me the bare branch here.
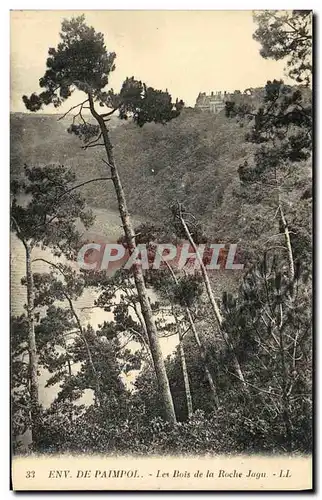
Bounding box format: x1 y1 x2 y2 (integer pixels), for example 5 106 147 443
58 100 89 121
101 158 113 169
82 143 105 149
227 370 280 398
60 177 112 196
100 108 118 119
83 132 102 149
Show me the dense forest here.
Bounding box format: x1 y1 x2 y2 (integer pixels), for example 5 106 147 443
11 11 312 455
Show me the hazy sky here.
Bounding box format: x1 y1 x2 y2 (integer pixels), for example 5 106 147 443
11 10 290 112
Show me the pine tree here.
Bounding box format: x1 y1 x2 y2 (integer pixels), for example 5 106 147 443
172 203 247 389
136 221 221 410
22 15 184 425
10 164 94 446
253 10 312 85
222 252 312 451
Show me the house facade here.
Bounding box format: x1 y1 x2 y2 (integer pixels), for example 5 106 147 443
195 91 230 113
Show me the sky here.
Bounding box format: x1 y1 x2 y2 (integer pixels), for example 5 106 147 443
10 10 291 113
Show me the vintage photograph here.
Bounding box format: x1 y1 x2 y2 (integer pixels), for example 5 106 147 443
10 10 312 490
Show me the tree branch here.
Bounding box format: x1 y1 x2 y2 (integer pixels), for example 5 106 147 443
82 143 105 149
100 108 118 119
83 132 102 149
59 177 112 197
58 100 89 121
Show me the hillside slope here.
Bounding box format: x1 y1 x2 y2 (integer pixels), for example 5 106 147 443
10 109 250 238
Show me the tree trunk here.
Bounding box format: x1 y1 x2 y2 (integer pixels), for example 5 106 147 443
64 293 102 407
278 204 295 449
178 340 193 418
80 333 101 407
63 340 74 423
162 257 220 409
172 308 193 418
275 193 294 448
177 207 247 389
185 308 220 410
278 304 293 450
88 95 176 425
24 242 40 446
279 204 295 281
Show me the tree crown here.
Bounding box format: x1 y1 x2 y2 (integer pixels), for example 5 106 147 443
23 15 184 127
253 10 312 85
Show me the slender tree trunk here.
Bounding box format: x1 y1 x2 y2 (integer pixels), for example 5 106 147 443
178 340 193 418
173 309 193 418
277 203 294 449
64 294 101 407
127 305 154 367
185 308 220 410
279 204 295 281
177 206 247 389
24 242 40 446
278 304 293 450
66 356 72 377
88 94 176 425
162 258 220 409
275 167 294 282
63 338 74 422
81 333 101 407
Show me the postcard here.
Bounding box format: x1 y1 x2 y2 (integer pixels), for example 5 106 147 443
10 9 313 491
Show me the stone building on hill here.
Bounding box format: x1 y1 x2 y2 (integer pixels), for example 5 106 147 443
195 89 260 114
195 91 229 114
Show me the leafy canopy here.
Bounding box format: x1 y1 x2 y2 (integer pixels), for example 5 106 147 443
11 164 94 257
23 15 116 110
253 10 312 85
23 15 184 127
